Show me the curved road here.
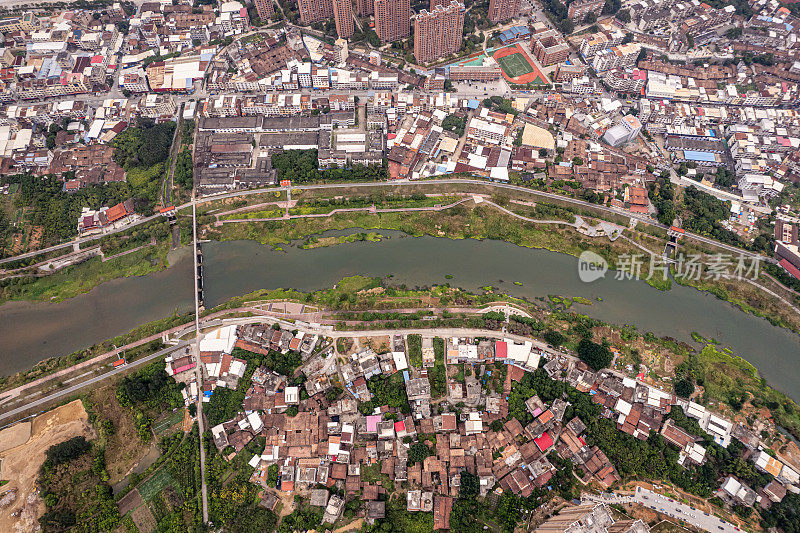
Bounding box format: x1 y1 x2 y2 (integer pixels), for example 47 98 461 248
0 179 771 266
206 178 772 262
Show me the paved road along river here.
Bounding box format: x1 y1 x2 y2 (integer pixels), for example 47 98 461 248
1 232 798 401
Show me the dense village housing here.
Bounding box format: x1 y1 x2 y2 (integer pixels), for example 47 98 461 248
4 0 800 530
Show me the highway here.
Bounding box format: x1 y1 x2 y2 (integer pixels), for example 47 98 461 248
585 487 743 533
0 341 188 423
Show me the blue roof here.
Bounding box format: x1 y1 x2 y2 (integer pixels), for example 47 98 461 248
682 150 717 162
498 30 514 43
467 98 480 109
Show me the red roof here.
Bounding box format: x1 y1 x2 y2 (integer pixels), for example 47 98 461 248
779 258 800 281
112 358 126 367
670 226 685 233
173 363 195 373
495 341 507 359
106 201 132 223
394 421 406 433
534 432 553 452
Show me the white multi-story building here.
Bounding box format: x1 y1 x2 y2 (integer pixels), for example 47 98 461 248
467 117 507 145
591 43 640 72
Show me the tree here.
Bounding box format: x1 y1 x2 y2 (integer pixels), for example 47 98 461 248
45 436 92 466
459 472 479 499
617 8 631 22
725 27 742 39
577 338 613 370
409 443 433 463
543 330 566 347
674 378 695 398
538 148 548 158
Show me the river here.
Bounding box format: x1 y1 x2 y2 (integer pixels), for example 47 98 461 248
1 232 798 401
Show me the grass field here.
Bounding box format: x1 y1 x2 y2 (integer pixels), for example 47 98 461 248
497 53 534 78
153 410 185 435
138 468 175 501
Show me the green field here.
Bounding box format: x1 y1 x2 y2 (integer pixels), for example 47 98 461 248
138 469 175 501
497 53 534 78
153 410 185 435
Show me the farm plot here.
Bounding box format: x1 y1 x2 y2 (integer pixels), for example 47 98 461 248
138 468 176 502
153 409 186 435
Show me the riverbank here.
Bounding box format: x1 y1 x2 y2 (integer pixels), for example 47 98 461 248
0 243 172 305
5 273 800 450
206 200 800 334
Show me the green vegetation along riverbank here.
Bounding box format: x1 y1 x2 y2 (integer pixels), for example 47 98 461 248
208 200 800 334
0 242 172 306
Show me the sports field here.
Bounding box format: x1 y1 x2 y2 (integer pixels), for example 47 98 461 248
497 53 534 78
492 44 548 84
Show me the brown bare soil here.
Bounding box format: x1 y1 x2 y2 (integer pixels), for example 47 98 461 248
117 490 144 516
27 226 42 251
0 421 31 453
0 400 93 533
130 502 157 533
359 336 390 353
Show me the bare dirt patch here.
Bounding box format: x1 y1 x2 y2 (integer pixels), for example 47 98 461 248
130 501 157 533
359 336 390 353
0 421 31 453
0 400 93 533
117 489 144 516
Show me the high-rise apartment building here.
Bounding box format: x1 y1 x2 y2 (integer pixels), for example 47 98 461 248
333 0 354 38
567 0 604 20
413 0 464 64
488 0 519 23
374 0 411 42
429 0 446 8
298 0 333 24
254 0 275 20
357 0 374 16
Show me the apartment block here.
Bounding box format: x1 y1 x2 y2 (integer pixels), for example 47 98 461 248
532 30 569 66
488 0 520 23
298 0 333 23
357 0 374 16
567 0 604 20
413 1 465 64
333 0 355 39
374 0 411 42
591 43 641 72
254 0 275 20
